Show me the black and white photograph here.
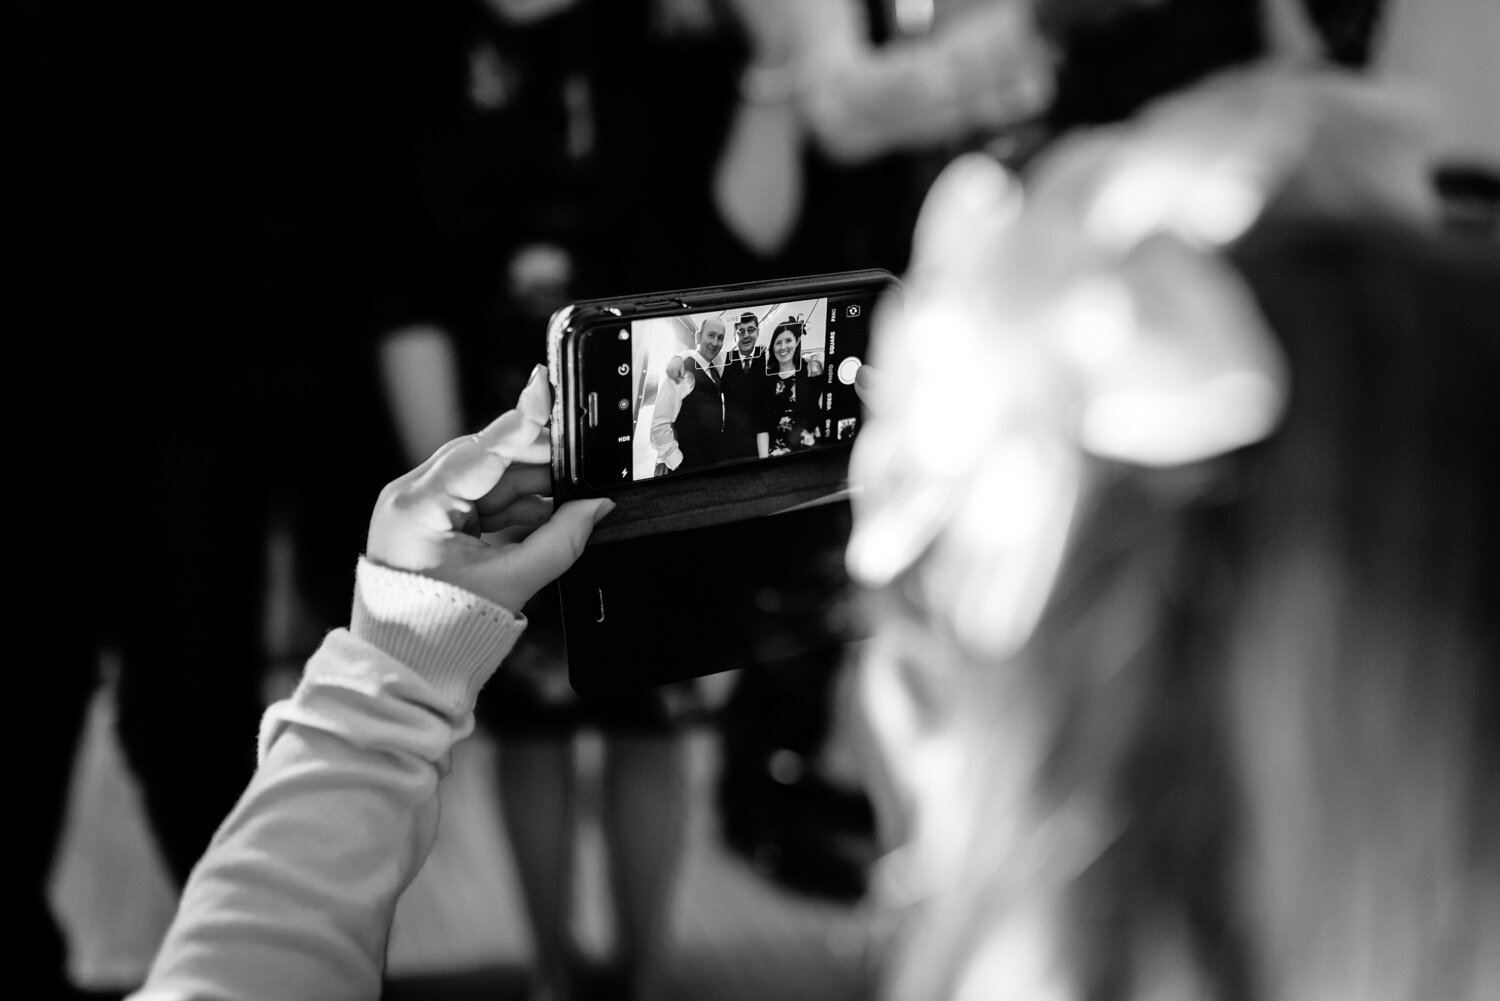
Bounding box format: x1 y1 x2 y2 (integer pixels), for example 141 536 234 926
15 0 1498 1000
627 299 836 479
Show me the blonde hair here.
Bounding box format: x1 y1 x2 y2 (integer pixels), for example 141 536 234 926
871 221 1500 1001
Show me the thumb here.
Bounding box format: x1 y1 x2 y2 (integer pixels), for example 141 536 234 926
484 498 615 610
853 363 889 415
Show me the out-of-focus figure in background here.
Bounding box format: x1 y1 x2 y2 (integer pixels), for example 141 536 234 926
845 0 1500 999
700 0 1050 911
478 2 972 993
721 0 1053 174
325 2 686 997
16 2 410 997
400 3 741 997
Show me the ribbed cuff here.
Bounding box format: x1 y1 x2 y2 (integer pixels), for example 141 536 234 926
349 558 526 712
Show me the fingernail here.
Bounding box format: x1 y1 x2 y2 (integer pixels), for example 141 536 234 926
519 364 551 424
592 499 616 524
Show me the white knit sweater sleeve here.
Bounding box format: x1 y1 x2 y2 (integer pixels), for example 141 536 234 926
128 558 526 1001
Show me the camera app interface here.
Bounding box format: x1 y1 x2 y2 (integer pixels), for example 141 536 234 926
604 294 872 482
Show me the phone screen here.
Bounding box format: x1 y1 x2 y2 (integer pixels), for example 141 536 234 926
581 290 878 488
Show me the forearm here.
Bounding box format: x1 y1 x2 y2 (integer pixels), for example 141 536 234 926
799 5 1046 164
378 324 465 465
650 385 684 469
652 434 683 469
132 561 524 1001
713 98 802 257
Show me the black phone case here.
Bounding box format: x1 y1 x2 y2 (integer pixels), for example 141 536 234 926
546 268 894 545
559 500 865 696
546 270 894 693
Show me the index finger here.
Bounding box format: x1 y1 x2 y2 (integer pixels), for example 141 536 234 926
473 365 551 460
424 367 551 502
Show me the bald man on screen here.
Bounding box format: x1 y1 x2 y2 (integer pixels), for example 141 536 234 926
650 317 726 475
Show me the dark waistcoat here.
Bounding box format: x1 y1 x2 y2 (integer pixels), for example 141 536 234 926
676 358 723 467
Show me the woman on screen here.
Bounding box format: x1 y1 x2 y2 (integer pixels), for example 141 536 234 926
757 320 822 458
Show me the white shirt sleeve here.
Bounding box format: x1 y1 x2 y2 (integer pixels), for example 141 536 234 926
649 369 690 470
128 560 525 1001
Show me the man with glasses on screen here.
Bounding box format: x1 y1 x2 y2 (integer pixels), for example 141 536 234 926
720 311 769 460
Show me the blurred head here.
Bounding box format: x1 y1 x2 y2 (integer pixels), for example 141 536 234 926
850 170 1498 1001
845 1 1491 984
698 316 725 360
854 220 1500 1001
735 312 760 354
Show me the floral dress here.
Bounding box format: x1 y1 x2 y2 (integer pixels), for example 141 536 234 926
765 372 820 455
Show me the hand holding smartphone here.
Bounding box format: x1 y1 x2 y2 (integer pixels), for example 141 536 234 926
544 269 898 693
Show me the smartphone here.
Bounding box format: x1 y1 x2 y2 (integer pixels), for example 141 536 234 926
548 269 898 543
